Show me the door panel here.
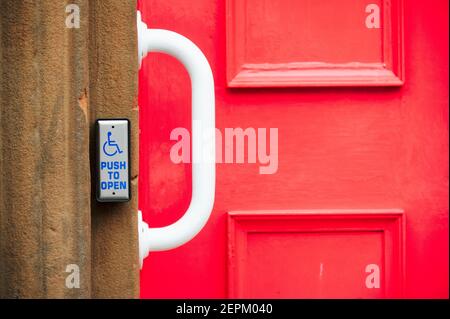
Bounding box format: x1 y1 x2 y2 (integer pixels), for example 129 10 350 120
138 0 449 298
226 0 403 86
228 210 404 298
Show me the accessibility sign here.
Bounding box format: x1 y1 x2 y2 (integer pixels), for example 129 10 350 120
96 119 130 202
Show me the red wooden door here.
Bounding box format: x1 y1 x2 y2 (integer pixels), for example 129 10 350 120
138 0 449 298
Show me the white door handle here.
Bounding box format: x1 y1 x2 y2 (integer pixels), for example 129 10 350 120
137 12 216 267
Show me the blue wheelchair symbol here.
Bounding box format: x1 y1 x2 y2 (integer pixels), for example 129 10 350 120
103 131 124 157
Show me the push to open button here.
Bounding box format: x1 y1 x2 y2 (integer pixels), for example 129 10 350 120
96 119 131 202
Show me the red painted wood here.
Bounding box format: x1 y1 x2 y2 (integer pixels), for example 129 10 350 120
228 210 404 298
226 0 404 87
138 0 449 298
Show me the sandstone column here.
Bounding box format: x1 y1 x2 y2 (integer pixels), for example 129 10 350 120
0 0 139 298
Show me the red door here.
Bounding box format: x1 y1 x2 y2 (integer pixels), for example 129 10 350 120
138 0 449 298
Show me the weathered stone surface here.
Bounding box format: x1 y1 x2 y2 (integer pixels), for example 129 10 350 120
0 0 138 299
89 0 139 299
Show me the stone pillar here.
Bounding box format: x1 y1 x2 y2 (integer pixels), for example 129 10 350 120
0 0 139 298
89 0 139 299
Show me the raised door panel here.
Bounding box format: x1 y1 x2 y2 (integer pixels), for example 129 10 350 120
228 210 404 298
227 0 404 87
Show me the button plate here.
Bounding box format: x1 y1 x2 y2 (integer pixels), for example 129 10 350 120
96 119 130 202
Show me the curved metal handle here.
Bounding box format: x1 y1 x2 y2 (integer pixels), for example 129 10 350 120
137 12 216 267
